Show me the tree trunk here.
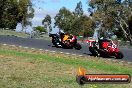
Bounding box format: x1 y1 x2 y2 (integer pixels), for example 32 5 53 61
121 18 132 43
119 21 132 43
114 17 132 43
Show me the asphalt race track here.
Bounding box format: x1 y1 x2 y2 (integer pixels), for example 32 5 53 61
0 35 132 62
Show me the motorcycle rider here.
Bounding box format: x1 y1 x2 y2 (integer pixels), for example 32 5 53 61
57 30 76 45
58 30 70 43
98 37 111 51
56 30 65 42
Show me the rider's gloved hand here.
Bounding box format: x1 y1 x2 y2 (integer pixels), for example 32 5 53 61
59 38 61 41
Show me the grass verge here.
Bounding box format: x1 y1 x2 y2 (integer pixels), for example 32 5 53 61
0 29 29 38
0 29 51 40
0 44 132 88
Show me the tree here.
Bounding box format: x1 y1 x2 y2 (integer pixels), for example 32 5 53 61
129 16 132 35
42 14 52 34
71 1 84 35
0 0 34 29
54 7 74 33
18 0 34 27
54 3 95 37
71 1 94 36
71 15 95 36
81 15 95 37
0 0 19 29
34 26 47 33
54 3 84 35
88 0 132 42
74 1 83 17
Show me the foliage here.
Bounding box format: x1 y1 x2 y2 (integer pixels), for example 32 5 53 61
54 1 95 37
42 14 52 33
54 7 74 34
74 1 83 17
34 26 47 33
128 15 132 35
0 0 34 29
88 0 132 42
80 16 95 37
71 15 95 37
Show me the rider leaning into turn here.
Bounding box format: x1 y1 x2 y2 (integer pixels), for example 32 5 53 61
59 31 73 43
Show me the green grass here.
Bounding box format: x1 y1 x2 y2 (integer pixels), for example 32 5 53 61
0 29 29 38
0 44 132 88
0 29 51 40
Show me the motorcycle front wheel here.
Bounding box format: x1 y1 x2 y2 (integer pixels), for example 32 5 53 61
52 39 61 48
115 51 124 59
89 47 100 57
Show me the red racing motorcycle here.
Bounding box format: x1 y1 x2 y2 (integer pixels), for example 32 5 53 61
86 39 124 59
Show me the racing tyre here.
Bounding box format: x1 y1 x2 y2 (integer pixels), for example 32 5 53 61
74 43 82 50
89 47 100 57
115 51 124 59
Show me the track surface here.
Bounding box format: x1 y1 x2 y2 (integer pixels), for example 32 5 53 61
0 35 132 62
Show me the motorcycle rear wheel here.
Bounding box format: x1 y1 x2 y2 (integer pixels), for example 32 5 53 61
74 43 82 50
